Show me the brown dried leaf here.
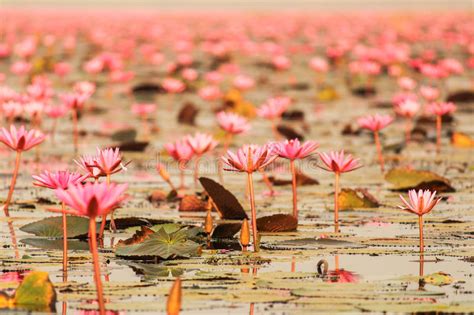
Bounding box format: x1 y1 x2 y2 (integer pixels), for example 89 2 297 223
268 169 318 186
177 102 199 125
257 214 298 232
211 223 242 238
178 195 208 212
199 177 248 220
385 168 455 192
117 226 155 246
276 125 304 141
451 132 474 148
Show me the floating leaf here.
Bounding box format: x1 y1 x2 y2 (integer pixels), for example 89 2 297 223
118 141 149 152
122 261 184 279
21 238 90 251
177 102 199 125
282 110 305 121
262 237 363 250
199 177 248 220
277 125 304 141
316 86 339 101
211 223 241 238
0 272 56 312
115 228 201 260
338 188 379 210
451 132 474 148
257 214 297 232
446 90 474 103
422 272 453 286
178 195 208 212
111 128 137 142
385 168 455 192
117 226 155 246
268 169 319 186
351 86 376 97
20 216 91 238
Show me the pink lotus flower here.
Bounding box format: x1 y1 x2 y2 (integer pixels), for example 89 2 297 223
419 85 440 102
61 93 89 110
272 139 319 161
222 144 276 252
272 55 291 71
75 155 102 179
181 68 198 81
186 132 218 155
272 139 318 220
204 71 223 85
357 114 393 132
395 100 420 144
55 182 128 218
33 170 86 190
426 102 456 153
165 139 194 189
358 114 393 172
93 147 128 178
309 57 329 73
162 78 185 94
74 81 96 98
233 74 255 91
0 125 45 152
131 103 156 117
222 144 276 173
83 58 104 75
198 85 222 101
54 62 71 77
27 83 53 101
397 77 416 91
55 181 128 314
1 125 45 217
10 61 32 76
216 111 251 135
439 58 463 75
319 150 362 174
257 96 291 120
319 150 362 232
186 132 218 187
398 189 441 254
45 104 68 119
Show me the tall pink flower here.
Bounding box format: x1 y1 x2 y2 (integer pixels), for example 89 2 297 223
164 139 194 189
61 92 89 153
419 85 439 102
319 150 362 232
272 139 319 220
33 170 86 190
357 114 393 172
93 147 128 179
162 78 185 94
0 125 45 216
198 86 222 102
395 100 420 144
222 144 276 252
398 189 441 254
257 96 291 139
426 102 456 153
216 111 251 135
55 182 128 315
186 132 218 187
233 74 255 91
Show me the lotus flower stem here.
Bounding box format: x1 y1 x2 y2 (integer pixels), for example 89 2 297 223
72 108 79 154
193 154 201 189
418 215 424 254
290 160 298 219
373 130 384 172
436 115 442 153
259 170 275 195
179 169 185 190
51 118 57 144
88 218 106 315
334 172 340 233
405 118 411 145
3 150 22 217
62 201 68 282
246 172 259 252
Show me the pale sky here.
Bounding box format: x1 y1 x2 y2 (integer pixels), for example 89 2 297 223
1 0 472 10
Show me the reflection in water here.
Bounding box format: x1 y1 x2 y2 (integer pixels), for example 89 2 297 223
317 255 359 283
7 219 20 259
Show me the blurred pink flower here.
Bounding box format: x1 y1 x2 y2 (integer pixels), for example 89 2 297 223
216 111 251 135
357 114 393 132
0 125 45 152
33 170 86 190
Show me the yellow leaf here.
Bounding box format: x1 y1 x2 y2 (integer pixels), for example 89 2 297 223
451 132 474 148
14 271 56 310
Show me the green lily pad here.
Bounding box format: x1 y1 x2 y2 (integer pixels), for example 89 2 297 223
385 168 455 192
20 238 90 251
20 216 93 238
115 228 202 260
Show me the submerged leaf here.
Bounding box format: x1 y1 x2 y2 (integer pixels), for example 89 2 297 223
422 272 454 286
385 168 455 192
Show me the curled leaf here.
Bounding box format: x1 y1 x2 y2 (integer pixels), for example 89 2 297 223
338 188 379 210
257 214 297 232
199 177 248 219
